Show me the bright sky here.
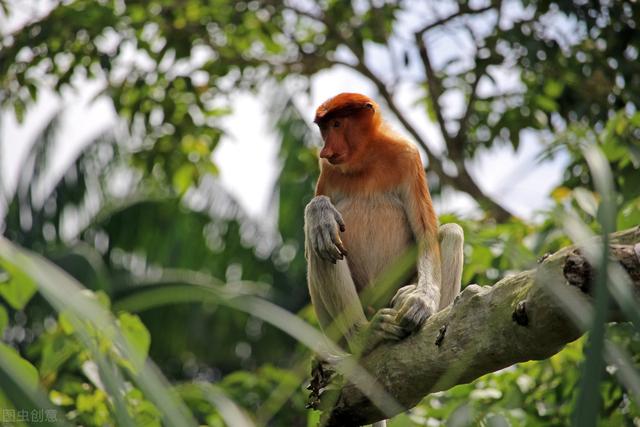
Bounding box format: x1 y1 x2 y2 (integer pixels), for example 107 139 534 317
1 1 569 224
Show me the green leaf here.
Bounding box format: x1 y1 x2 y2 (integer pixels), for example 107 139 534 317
534 94 558 112
172 163 196 195
543 80 564 98
49 390 74 406
40 332 80 380
0 342 39 391
200 161 219 177
14 99 26 123
0 305 7 336
630 112 640 127
0 260 37 310
617 198 640 230
388 412 419 426
573 187 599 217
0 342 65 426
58 311 76 334
118 312 151 371
307 409 321 427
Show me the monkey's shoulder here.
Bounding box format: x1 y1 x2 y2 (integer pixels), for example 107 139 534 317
371 143 424 184
376 138 422 170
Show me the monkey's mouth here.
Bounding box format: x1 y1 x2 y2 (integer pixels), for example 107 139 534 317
326 155 345 165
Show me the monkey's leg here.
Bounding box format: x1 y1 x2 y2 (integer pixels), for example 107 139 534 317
308 253 369 352
438 223 464 310
392 223 463 318
308 255 406 355
304 195 402 354
305 195 373 352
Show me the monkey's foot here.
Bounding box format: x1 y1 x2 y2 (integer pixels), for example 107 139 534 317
351 308 408 356
392 289 437 333
390 284 417 308
370 308 408 341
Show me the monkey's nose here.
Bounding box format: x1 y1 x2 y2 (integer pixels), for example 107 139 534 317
319 147 333 160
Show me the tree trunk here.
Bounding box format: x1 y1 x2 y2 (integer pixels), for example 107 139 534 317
308 226 640 426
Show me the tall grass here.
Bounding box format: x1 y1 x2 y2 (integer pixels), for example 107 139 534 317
546 145 640 425
0 238 404 425
1 145 638 426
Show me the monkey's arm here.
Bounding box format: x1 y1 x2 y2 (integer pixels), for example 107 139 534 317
305 196 367 349
393 157 443 331
305 196 407 354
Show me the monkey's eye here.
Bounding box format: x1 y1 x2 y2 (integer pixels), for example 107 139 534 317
332 121 341 128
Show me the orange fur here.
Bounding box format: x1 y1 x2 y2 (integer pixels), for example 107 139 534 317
305 94 463 425
315 92 381 127
314 93 440 297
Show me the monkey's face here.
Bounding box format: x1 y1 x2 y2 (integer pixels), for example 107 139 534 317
319 118 351 165
318 112 376 166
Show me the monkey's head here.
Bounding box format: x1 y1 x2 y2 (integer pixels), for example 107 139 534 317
314 93 380 166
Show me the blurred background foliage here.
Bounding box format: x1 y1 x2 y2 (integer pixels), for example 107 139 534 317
0 0 639 426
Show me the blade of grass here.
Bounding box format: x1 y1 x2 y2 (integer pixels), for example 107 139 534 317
176 382 255 427
0 237 199 427
571 145 615 427
536 252 640 409
0 343 70 426
114 276 406 418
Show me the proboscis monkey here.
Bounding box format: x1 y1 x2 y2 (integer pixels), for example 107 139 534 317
305 93 464 358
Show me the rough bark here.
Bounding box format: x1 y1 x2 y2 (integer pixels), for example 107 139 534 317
308 226 640 426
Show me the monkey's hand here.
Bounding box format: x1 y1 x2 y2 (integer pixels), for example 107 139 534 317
304 195 347 263
391 285 437 333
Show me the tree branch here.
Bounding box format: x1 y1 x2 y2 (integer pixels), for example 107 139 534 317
309 226 640 426
332 60 443 177
415 5 494 36
330 58 512 221
285 2 515 221
412 21 513 221
453 0 503 157
413 3 496 151
414 31 451 147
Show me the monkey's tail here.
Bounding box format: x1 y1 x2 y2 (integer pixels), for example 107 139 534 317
438 223 464 310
